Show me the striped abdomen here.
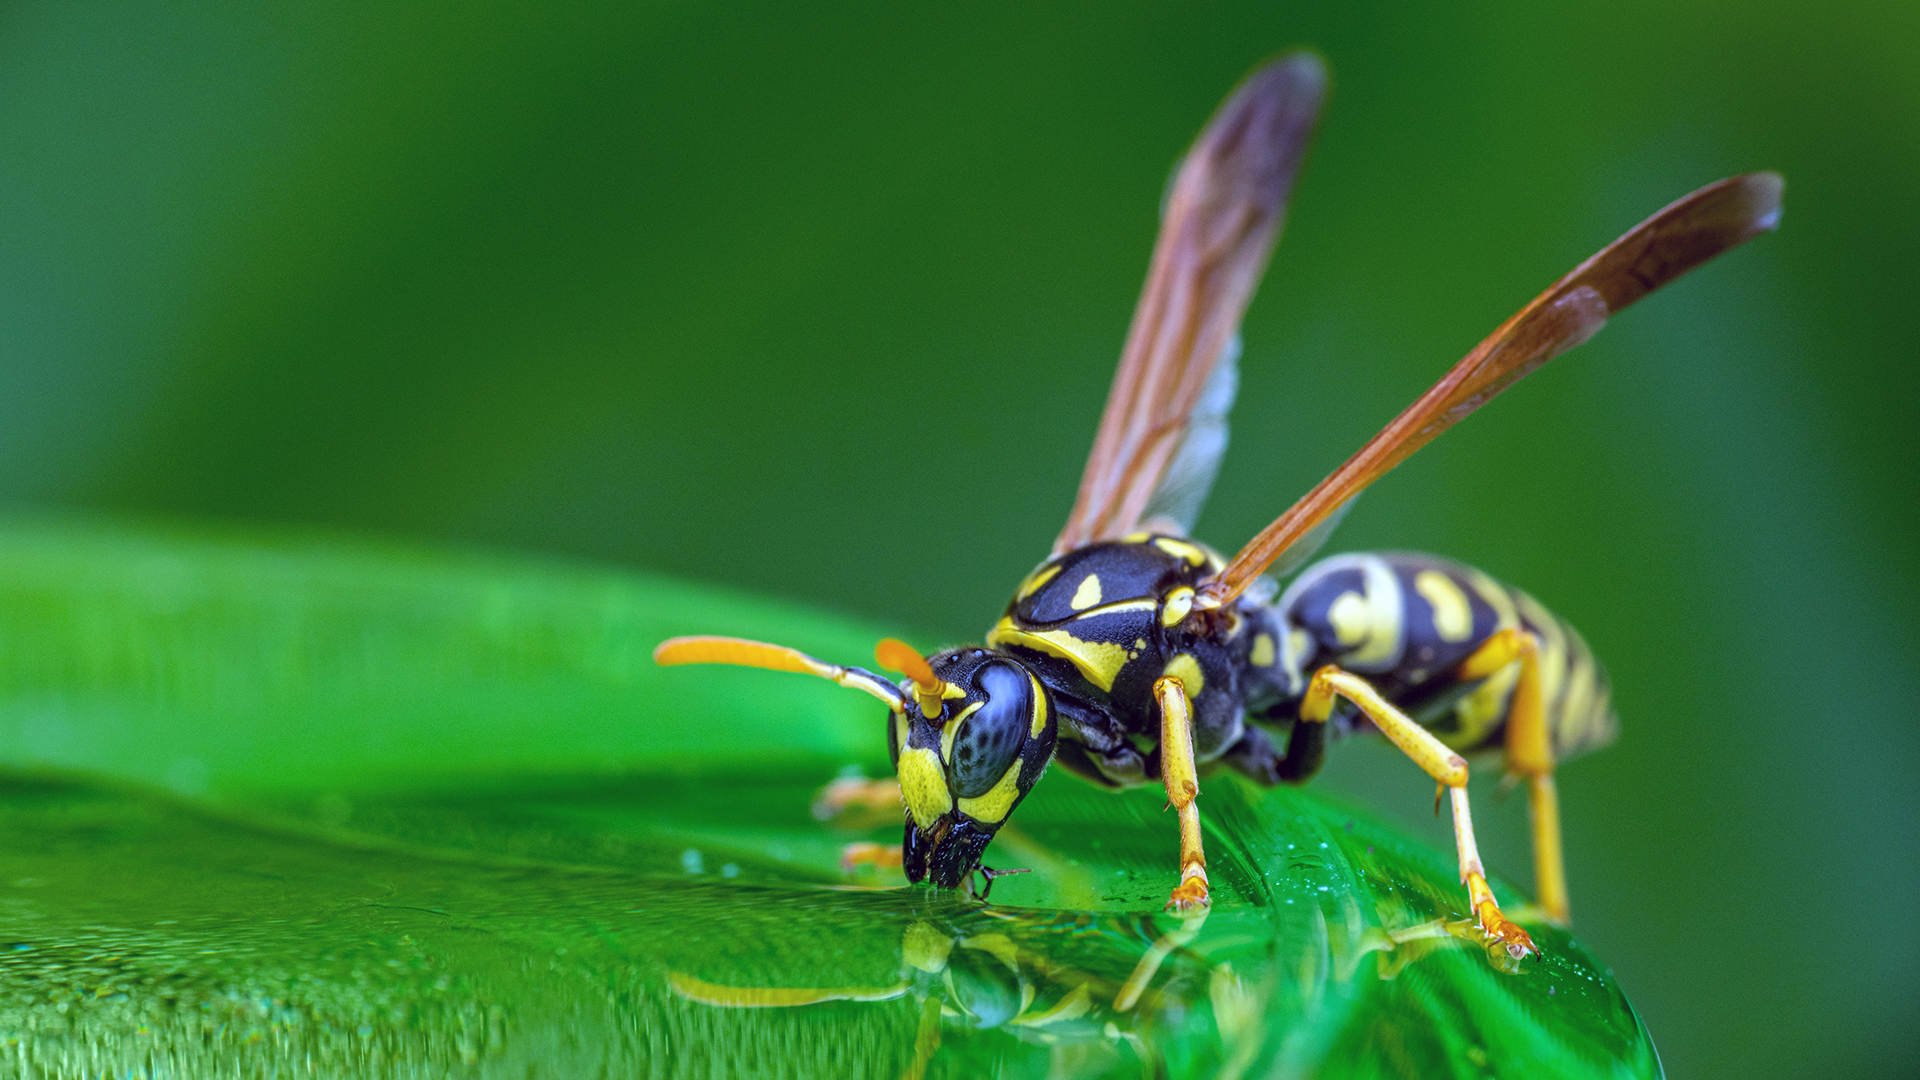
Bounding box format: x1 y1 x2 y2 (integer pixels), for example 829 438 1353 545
1257 552 1618 761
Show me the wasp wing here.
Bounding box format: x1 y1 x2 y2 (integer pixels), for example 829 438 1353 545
1135 332 1239 535
1203 172 1784 604
1052 53 1326 554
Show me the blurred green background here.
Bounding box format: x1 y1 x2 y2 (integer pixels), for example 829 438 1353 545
1 1 1914 1077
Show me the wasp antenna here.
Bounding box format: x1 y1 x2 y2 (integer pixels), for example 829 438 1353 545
653 635 906 711
874 638 949 719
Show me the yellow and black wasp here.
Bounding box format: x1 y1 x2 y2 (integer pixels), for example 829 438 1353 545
656 52 1781 962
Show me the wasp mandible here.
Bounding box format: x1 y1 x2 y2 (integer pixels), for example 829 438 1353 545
656 52 1782 962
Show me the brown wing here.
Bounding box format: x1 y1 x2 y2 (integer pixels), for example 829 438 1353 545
1052 52 1327 555
1200 171 1784 605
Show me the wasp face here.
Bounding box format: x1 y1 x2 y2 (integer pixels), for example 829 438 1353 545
887 648 1057 889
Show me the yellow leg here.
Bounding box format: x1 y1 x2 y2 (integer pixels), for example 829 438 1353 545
1458 628 1569 924
1154 675 1210 912
1302 665 1537 961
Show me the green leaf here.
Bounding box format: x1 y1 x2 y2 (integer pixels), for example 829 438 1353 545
0 519 1659 1078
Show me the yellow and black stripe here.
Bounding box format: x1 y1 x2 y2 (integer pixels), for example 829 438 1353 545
1257 552 1617 762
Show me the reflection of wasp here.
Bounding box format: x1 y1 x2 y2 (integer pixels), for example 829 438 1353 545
664 900 1523 1078
668 909 1237 1079
657 52 1781 960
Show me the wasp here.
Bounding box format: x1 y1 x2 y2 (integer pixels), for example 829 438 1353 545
656 52 1781 962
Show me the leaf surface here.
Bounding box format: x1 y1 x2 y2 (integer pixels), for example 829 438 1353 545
0 520 1659 1078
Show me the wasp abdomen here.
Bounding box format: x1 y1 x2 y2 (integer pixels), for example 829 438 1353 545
1260 552 1617 761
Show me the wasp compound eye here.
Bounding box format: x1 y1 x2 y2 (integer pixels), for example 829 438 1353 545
950 661 1032 799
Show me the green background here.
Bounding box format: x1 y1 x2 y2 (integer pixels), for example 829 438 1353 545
1 2 1914 1077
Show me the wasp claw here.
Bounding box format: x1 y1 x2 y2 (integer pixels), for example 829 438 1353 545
975 865 1031 901
1475 901 1538 968
1164 875 1211 913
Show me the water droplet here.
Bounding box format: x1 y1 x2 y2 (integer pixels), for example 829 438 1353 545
680 849 705 874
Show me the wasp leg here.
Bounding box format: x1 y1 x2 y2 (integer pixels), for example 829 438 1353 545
1154 675 1210 912
1302 665 1537 963
1053 698 1154 787
1457 628 1568 925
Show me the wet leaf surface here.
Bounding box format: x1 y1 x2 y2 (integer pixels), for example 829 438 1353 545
0 520 1659 1077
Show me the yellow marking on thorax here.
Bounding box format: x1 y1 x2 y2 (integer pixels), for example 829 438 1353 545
1250 632 1276 668
1161 586 1194 628
987 617 1130 692
1087 600 1157 616
1152 537 1211 567
1163 653 1204 698
1016 562 1062 601
1070 574 1103 611
957 759 1023 825
897 747 952 828
1414 570 1474 642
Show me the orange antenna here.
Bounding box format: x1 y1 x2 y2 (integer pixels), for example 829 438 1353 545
874 638 949 719
654 636 906 712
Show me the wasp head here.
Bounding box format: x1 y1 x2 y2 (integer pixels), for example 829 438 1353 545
885 647 1057 889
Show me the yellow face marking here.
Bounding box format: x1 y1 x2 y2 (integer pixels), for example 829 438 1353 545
956 758 1023 825
1070 574 1104 611
1161 586 1194 628
987 617 1129 692
897 747 952 828
1250 632 1276 668
1414 570 1474 643
1152 537 1211 567
1016 562 1062 601
1026 670 1047 737
1163 653 1205 698
943 701 981 762
893 710 909 757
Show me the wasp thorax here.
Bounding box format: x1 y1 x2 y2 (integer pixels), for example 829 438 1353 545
887 647 1058 888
